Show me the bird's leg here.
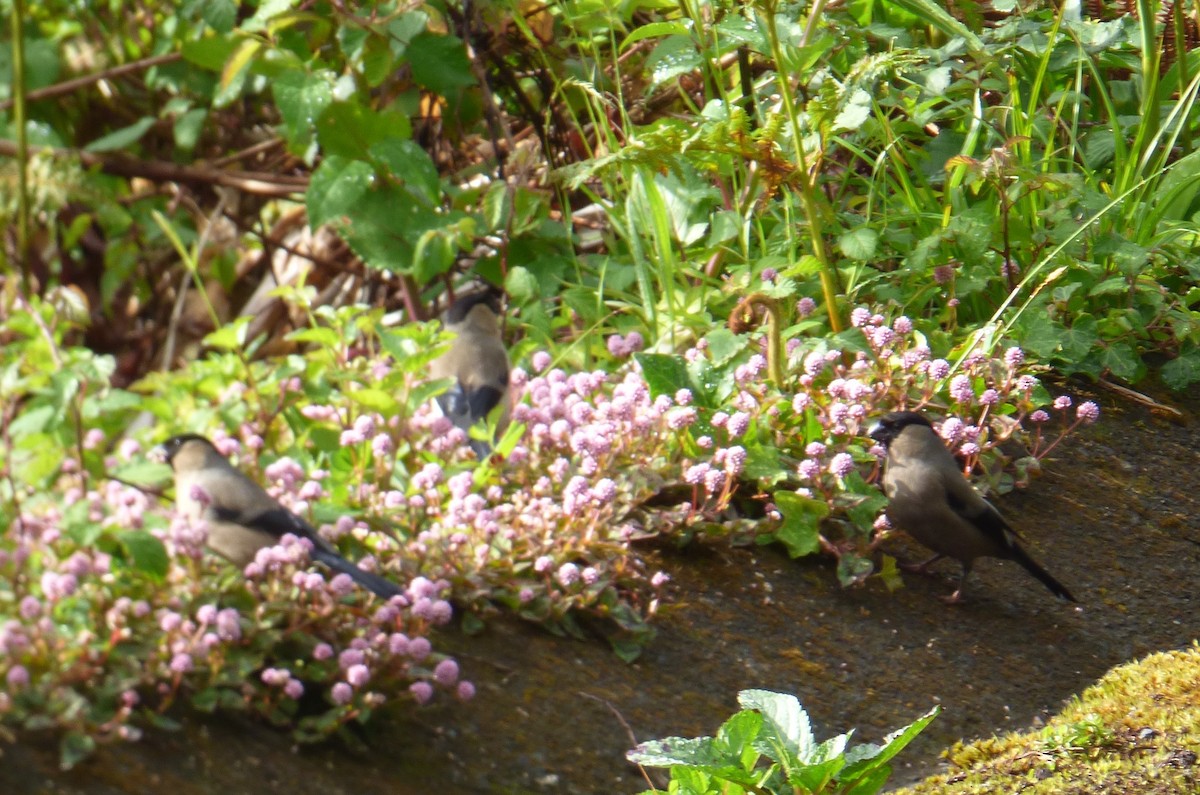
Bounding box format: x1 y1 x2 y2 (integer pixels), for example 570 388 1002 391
898 553 944 574
941 561 974 604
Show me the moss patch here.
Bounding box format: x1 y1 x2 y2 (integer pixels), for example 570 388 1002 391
894 643 1200 794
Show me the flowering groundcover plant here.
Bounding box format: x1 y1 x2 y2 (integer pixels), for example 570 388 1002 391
0 294 1096 766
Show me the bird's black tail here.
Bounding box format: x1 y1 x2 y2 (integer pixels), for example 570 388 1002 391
1011 545 1076 602
312 547 403 599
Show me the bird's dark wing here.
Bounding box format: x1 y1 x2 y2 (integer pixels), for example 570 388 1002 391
943 480 1076 601
216 505 318 542
223 506 402 599
465 384 504 423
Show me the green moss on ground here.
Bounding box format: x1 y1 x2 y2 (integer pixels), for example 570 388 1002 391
894 643 1200 795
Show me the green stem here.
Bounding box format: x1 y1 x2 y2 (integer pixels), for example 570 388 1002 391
10 0 30 293
761 0 843 333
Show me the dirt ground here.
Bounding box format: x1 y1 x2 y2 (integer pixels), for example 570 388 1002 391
4 380 1198 794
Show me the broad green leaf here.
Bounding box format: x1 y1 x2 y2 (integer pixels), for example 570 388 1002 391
839 227 879 261
647 35 703 87
307 156 374 227
837 552 875 586
833 88 872 132
121 530 169 579
182 36 237 70
408 31 476 93
173 108 208 151
1098 342 1143 381
635 353 693 398
627 735 736 769
317 101 411 158
273 69 334 153
1161 346 1200 389
202 0 238 32
346 388 400 415
369 139 440 204
704 327 746 366
737 690 808 765
773 491 827 557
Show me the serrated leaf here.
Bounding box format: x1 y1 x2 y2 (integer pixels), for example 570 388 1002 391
738 689 808 764
704 327 746 366
369 139 439 204
307 156 374 228
1161 346 1200 389
833 88 872 132
839 227 879 261
627 735 719 767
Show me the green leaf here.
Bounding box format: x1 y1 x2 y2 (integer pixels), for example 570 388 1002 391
1097 342 1143 382
287 326 341 347
715 710 764 772
839 706 940 785
621 20 691 49
1161 346 1200 390
773 491 828 558
173 108 208 151
742 443 787 484
646 35 703 87
59 731 97 770
836 552 875 586
346 388 400 416
109 460 172 489
201 0 238 33
317 101 412 159
635 353 693 398
307 156 375 227
84 117 156 153
839 226 879 261
627 735 720 768
181 36 236 70
203 317 250 351
121 531 169 579
407 32 476 94
369 139 440 204
737 689 807 765
704 327 746 366
1059 316 1099 360
273 69 335 153
833 88 873 133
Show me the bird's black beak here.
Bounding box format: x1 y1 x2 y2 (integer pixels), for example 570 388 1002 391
867 422 885 444
150 443 169 464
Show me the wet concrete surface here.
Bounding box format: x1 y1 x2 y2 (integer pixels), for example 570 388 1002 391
4 382 1198 794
